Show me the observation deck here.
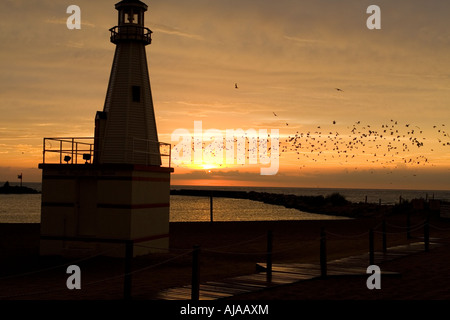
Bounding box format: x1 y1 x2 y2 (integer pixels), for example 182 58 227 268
41 137 171 167
109 25 152 45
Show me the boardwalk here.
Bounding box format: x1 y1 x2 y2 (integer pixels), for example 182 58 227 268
157 241 439 300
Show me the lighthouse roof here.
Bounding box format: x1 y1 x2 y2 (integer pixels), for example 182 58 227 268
115 0 148 11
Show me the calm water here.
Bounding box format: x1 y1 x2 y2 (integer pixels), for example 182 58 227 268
0 194 347 223
1 182 449 223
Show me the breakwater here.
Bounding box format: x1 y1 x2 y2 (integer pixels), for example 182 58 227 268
170 189 395 218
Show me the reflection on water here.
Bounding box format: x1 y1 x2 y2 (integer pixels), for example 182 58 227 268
170 195 347 222
0 194 347 223
0 194 42 223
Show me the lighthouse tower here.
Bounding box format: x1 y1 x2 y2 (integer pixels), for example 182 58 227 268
95 0 160 166
39 0 173 258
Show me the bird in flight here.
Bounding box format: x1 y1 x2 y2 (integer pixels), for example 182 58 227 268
235 83 239 89
273 112 278 117
335 88 344 92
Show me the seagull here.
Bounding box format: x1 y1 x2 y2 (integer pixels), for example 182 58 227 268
235 83 239 89
335 88 344 92
273 112 278 117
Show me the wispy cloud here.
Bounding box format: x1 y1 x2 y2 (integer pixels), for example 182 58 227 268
44 18 96 28
150 23 203 41
283 35 326 46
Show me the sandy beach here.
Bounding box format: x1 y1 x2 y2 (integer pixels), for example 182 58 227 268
1 210 450 304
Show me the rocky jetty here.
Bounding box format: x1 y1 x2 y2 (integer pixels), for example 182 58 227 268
0 181 39 194
170 189 393 218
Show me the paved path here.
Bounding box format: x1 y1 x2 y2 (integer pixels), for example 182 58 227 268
156 240 439 300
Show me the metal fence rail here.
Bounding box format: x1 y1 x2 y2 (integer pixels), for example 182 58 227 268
42 137 171 167
43 137 95 165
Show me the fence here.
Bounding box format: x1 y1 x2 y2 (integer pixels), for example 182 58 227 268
43 137 95 165
1 215 447 300
41 137 171 167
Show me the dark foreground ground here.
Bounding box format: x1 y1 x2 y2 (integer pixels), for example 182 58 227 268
1 211 450 301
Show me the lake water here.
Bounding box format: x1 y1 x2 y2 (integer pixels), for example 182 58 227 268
0 194 348 223
1 182 449 223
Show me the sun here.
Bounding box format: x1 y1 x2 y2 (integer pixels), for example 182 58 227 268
202 164 216 170
202 164 217 173
180 163 220 172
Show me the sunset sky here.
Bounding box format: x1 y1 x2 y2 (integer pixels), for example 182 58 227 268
0 0 449 190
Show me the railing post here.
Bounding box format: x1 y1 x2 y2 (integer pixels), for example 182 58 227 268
320 227 327 278
75 140 78 164
191 245 200 301
210 194 213 224
124 240 133 300
424 217 429 252
382 220 387 253
369 228 374 265
60 140 63 164
71 138 75 164
266 230 273 283
43 138 46 164
407 212 411 239
169 143 172 168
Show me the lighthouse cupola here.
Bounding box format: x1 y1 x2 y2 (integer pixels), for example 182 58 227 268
110 0 152 45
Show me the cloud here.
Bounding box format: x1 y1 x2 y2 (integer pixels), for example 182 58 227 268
45 17 96 28
150 23 203 40
283 36 326 46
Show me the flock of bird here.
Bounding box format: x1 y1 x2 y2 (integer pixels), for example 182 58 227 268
266 86 449 169
193 117 449 169
279 119 449 168
181 85 449 172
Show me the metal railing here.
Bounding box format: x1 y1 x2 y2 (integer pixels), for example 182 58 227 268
42 137 171 167
43 137 95 165
132 137 171 168
109 25 152 45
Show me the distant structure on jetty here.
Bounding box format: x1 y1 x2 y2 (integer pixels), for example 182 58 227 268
38 0 173 258
0 181 39 194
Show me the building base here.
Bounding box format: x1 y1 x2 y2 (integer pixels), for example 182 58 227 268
38 163 173 258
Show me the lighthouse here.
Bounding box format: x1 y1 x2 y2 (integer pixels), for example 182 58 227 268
95 0 161 166
39 0 173 258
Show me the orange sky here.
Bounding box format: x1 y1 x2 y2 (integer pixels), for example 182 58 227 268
0 0 449 190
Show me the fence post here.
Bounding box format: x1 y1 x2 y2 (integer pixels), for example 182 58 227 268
406 212 411 239
124 240 133 300
320 228 327 278
210 194 213 224
382 220 387 253
266 230 273 283
369 228 374 265
424 217 429 252
191 245 200 301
